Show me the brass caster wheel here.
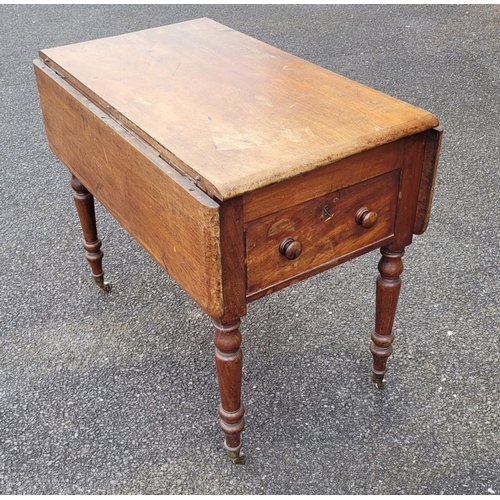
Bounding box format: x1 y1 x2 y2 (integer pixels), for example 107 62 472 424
227 451 245 465
372 372 386 389
225 444 245 464
94 276 111 292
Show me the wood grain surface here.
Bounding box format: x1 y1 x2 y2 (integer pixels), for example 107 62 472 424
245 169 400 295
243 138 404 222
35 59 225 318
40 18 439 201
414 126 443 235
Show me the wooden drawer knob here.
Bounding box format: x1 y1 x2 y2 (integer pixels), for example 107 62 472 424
355 207 378 228
279 237 302 260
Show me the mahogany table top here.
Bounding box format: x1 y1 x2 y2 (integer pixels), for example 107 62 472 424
40 18 438 200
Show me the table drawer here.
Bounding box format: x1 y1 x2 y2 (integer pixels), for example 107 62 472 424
245 169 400 295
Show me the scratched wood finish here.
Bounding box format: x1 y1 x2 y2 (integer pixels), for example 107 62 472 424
391 133 427 249
414 126 444 235
243 138 404 222
34 60 225 318
245 169 400 295
217 196 247 323
40 18 439 200
34 18 443 462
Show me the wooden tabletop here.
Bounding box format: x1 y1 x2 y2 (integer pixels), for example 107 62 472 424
40 18 438 200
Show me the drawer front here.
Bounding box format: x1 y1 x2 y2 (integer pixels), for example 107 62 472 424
245 169 400 295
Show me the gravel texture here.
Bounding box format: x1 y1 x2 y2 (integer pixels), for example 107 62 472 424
1 4 499 494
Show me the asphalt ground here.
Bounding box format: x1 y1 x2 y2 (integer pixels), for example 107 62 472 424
1 4 499 494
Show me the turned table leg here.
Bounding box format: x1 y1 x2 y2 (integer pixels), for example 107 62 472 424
213 319 245 464
70 174 110 291
371 246 404 388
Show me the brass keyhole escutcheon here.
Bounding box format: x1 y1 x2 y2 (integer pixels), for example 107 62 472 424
355 207 378 228
279 237 302 260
